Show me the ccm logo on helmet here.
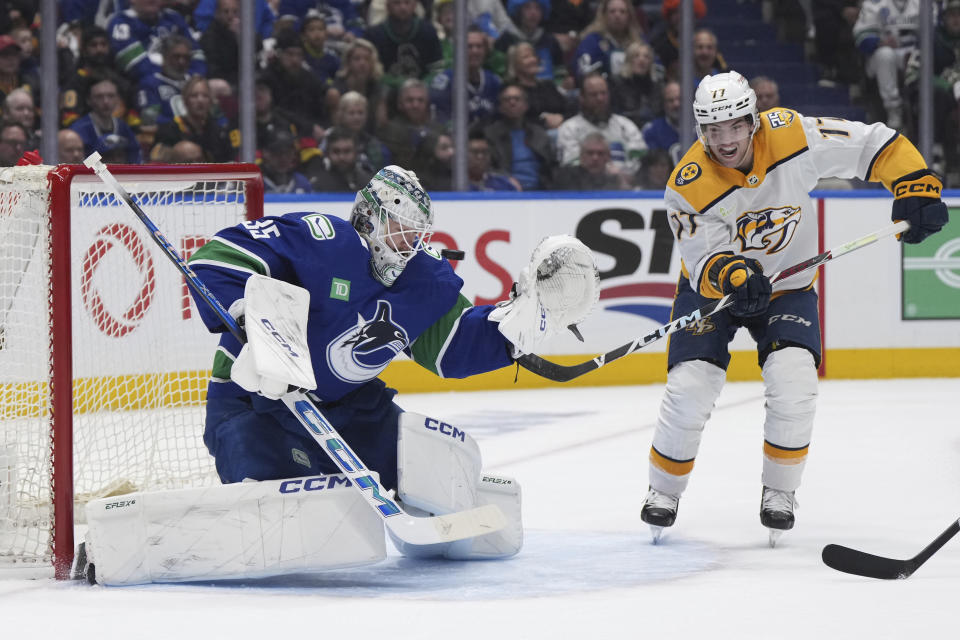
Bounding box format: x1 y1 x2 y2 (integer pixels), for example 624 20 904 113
710 105 732 112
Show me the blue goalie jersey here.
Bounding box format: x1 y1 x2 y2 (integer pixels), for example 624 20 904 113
188 212 514 403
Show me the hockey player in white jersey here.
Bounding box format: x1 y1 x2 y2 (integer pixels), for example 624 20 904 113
639 71 947 545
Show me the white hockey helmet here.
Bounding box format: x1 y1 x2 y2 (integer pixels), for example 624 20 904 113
693 71 759 148
351 165 435 287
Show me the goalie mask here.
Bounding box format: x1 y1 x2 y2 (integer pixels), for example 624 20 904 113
693 71 759 162
351 166 435 287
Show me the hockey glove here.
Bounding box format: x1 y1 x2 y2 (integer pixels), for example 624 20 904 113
891 169 949 244
708 254 772 317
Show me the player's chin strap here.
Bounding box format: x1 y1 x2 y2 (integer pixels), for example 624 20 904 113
490 235 601 357
82 152 506 546
516 221 909 382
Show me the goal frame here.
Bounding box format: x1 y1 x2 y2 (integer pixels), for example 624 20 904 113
43 162 263 578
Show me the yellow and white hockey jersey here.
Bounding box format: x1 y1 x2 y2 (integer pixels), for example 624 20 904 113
664 108 931 297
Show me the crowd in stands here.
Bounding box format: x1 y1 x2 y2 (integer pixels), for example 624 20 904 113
0 0 957 189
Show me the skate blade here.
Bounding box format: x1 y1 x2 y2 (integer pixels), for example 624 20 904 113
649 525 665 544
768 528 784 548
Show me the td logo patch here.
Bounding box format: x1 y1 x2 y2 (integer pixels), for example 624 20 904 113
675 162 701 186
330 277 350 301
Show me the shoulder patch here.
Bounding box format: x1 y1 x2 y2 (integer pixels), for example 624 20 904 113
422 243 442 260
304 214 336 240
675 162 702 186
766 110 796 129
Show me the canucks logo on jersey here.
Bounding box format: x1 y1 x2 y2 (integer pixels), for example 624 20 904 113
326 300 410 383
735 206 801 254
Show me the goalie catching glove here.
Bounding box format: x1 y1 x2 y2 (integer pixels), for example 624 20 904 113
489 235 600 356
229 274 317 399
704 252 772 317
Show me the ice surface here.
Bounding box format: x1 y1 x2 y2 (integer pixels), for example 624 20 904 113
1 378 957 639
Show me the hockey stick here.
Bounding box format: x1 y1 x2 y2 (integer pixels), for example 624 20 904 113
517 220 910 382
82 152 505 545
822 517 960 579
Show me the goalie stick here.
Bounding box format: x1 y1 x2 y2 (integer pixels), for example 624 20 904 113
82 152 506 546
516 220 910 382
822 517 960 580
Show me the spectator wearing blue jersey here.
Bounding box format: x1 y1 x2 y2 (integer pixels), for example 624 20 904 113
107 0 207 83
429 26 501 127
573 0 647 80
467 130 521 191
136 33 193 128
300 13 341 87
494 0 566 85
641 80 682 165
365 0 443 87
69 76 142 164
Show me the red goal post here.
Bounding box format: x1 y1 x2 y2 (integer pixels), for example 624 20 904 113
0 163 263 578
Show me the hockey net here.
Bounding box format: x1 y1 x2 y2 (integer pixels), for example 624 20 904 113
0 163 263 578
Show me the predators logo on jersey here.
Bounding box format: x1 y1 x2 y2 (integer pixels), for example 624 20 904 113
766 110 796 129
675 162 702 186
735 205 801 254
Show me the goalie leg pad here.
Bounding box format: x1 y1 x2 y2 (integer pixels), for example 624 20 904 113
84 474 385 586
396 411 482 515
761 347 818 491
649 359 726 496
391 412 522 560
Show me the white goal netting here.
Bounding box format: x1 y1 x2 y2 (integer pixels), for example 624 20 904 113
0 164 259 574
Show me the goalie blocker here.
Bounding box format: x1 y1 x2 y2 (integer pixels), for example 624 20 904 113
78 413 521 585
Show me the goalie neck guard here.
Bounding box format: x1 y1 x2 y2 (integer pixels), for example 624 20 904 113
350 166 435 287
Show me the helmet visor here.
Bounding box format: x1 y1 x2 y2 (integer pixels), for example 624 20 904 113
699 116 755 147
697 116 755 147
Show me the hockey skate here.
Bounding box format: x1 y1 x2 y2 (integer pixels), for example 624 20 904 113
641 487 679 544
760 487 796 548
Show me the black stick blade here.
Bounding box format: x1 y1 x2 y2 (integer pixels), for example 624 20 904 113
821 544 916 580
